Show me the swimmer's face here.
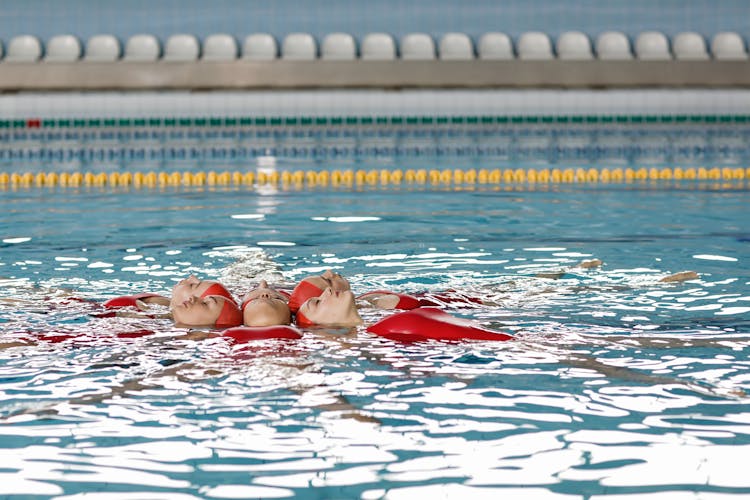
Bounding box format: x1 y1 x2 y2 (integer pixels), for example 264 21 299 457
298 287 362 327
172 295 229 326
244 299 291 326
171 275 222 307
303 269 350 292
243 280 291 326
242 280 288 304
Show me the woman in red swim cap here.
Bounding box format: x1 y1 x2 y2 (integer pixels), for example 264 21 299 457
171 275 235 308
296 287 363 327
288 270 350 312
103 274 236 317
294 286 512 341
240 280 291 327
171 295 243 328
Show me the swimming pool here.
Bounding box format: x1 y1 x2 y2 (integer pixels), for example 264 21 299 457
1 126 749 499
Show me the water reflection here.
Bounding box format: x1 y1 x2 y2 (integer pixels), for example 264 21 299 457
1 191 749 497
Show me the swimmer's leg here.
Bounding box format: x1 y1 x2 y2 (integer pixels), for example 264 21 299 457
659 271 699 283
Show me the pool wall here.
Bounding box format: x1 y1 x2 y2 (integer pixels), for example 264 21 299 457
2 90 750 178
3 90 749 119
2 61 749 90
2 3 750 177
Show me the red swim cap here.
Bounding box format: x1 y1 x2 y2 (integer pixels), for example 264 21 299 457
202 283 235 304
215 299 243 328
295 309 316 328
288 280 324 312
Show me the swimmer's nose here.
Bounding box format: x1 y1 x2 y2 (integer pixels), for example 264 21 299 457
323 269 333 278
259 279 269 288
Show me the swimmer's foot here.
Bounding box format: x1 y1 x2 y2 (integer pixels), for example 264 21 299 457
660 271 699 283
577 259 603 269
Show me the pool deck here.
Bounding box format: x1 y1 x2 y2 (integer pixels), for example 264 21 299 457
1 60 750 90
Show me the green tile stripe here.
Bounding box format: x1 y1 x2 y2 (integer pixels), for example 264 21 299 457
2 115 750 129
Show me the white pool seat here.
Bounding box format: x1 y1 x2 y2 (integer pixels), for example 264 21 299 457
282 33 316 60
84 35 121 61
477 32 514 60
124 34 161 61
595 31 632 60
164 34 200 61
321 33 356 60
711 32 747 60
44 34 82 62
556 31 593 60
361 33 396 60
242 34 277 60
635 31 671 60
201 34 237 61
673 32 709 60
5 35 43 62
400 33 436 60
439 32 474 60
517 31 553 60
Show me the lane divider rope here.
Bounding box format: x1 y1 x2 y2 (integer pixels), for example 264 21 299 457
0 167 747 188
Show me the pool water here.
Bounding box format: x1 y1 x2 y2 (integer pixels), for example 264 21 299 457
1 161 750 497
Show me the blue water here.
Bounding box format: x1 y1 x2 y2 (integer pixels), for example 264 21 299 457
1 156 749 497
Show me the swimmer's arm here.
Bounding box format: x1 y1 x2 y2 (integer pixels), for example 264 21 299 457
111 310 172 319
534 259 603 280
174 330 221 341
128 295 171 310
358 294 401 310
140 295 170 307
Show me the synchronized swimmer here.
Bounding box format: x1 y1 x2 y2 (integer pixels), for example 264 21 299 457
98 264 701 343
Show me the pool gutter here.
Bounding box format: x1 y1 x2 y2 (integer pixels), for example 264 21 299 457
1 60 750 90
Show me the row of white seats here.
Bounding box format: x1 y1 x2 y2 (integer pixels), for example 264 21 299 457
0 31 747 63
